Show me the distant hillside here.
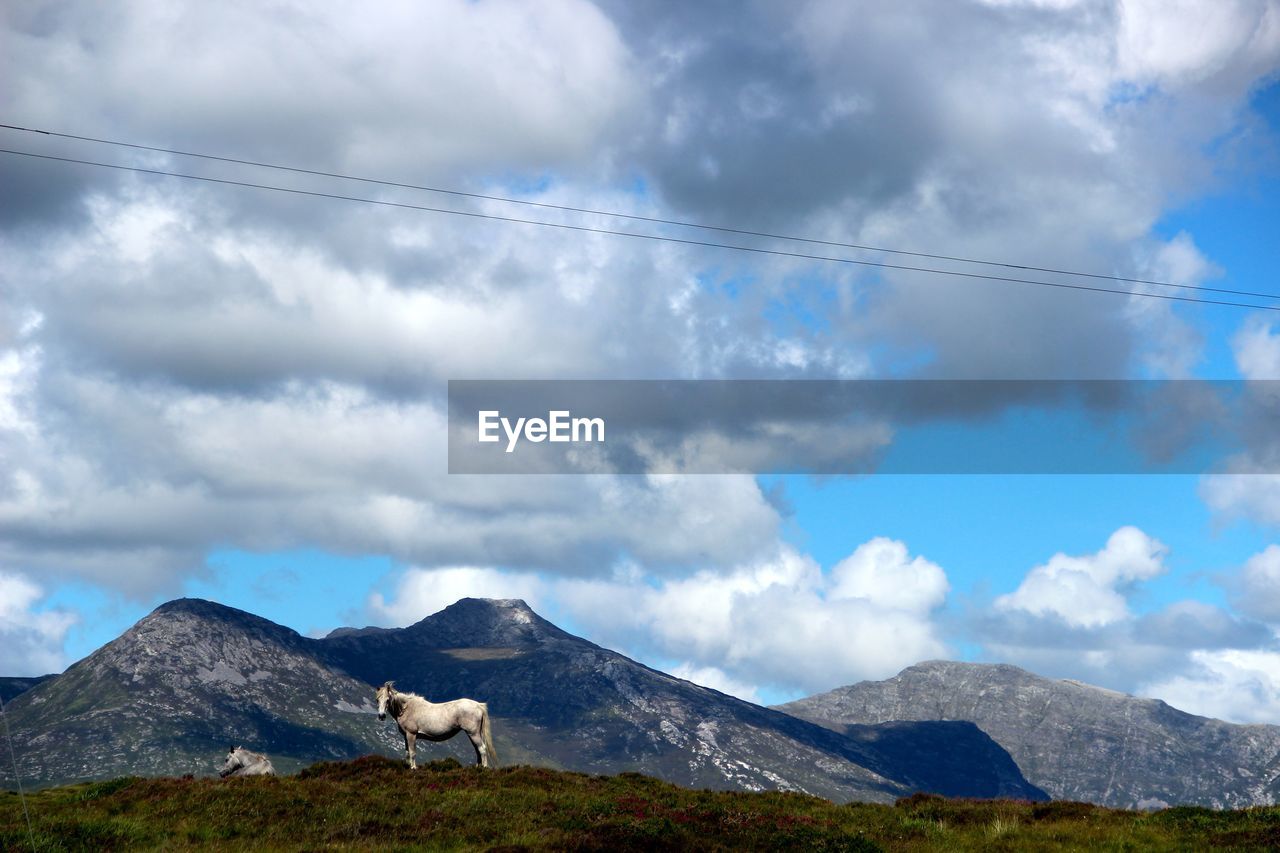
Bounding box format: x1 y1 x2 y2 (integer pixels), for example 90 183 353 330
0 599 1044 802
1 756 1271 851
777 660 1280 809
0 674 53 704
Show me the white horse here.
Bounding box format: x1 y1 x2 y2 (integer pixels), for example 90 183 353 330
375 681 497 770
220 746 276 777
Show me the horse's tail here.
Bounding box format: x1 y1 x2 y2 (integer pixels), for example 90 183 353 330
480 703 498 768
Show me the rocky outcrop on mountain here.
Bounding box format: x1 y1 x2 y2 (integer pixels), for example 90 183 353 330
0 599 1045 803
777 660 1280 809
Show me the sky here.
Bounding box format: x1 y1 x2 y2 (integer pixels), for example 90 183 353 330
3 0 1280 721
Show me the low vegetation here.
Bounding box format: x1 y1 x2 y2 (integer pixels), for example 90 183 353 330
3 756 1280 851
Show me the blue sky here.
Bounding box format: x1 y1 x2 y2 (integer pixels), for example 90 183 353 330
3 1 1280 723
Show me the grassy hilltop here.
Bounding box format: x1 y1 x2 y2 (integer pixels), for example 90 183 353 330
3 756 1280 851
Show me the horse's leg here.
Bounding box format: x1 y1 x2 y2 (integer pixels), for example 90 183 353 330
404 730 417 770
466 728 484 767
466 721 489 768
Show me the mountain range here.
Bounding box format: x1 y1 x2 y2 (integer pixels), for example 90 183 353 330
0 598 1041 803
7 598 1275 809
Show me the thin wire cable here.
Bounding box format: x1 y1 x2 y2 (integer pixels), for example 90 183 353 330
0 694 36 851
4 146 1277 313
2 121 1272 301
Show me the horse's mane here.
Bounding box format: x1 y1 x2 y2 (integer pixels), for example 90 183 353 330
394 689 425 701
383 684 426 714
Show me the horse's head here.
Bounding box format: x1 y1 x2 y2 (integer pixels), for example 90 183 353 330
376 681 395 720
219 746 244 778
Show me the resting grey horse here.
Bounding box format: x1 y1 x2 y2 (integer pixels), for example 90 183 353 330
220 746 276 777
376 681 497 770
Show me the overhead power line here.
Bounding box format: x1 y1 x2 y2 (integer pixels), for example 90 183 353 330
2 121 1271 302
2 146 1277 313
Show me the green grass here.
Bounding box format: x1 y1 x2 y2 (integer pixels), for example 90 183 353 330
2 757 1278 851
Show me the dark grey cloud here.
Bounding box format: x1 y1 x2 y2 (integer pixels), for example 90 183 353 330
599 0 943 225
0 152 110 230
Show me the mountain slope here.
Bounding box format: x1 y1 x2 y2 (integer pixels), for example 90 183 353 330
776 660 1280 809
0 599 1044 803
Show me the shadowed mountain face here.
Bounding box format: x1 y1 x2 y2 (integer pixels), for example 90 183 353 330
776 660 1280 810
0 598 1044 802
0 675 53 704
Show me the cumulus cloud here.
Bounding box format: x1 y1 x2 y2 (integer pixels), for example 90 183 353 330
3 0 638 186
828 537 949 612
0 571 75 675
1117 0 1280 92
995 526 1167 627
556 540 950 695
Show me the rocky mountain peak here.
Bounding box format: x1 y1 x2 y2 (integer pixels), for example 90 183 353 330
397 597 574 649
133 597 307 649
901 660 1029 679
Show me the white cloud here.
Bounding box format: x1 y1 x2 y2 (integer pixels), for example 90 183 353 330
1233 316 1280 380
1140 648 1280 723
556 541 950 695
995 526 1167 627
1125 232 1213 377
829 537 949 613
1117 0 1280 92
1230 544 1280 623
0 571 75 675
667 663 761 704
1201 476 1280 526
5 0 639 179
